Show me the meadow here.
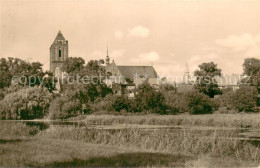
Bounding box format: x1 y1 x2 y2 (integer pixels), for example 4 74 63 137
1 114 260 167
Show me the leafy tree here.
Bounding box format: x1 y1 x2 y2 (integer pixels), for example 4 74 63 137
41 71 57 92
0 58 11 88
133 82 166 114
63 57 85 75
0 57 45 88
194 62 222 98
231 86 258 112
159 83 177 94
0 87 53 119
97 84 113 98
242 58 260 87
112 97 130 112
163 91 187 114
47 96 81 119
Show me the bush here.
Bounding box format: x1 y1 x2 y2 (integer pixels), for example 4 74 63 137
163 92 187 114
231 86 258 112
112 97 130 112
0 87 53 119
133 82 167 114
185 90 214 114
163 89 214 114
93 94 117 112
217 86 258 112
48 96 81 119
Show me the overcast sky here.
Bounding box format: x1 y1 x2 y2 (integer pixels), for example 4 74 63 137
1 0 260 77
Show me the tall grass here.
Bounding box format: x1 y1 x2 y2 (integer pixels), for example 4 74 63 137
0 121 39 139
40 126 260 161
67 113 260 128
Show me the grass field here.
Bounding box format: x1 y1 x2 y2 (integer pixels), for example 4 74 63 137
1 114 260 167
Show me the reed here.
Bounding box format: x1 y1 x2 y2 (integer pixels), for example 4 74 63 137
40 126 260 161
68 113 260 128
0 121 39 139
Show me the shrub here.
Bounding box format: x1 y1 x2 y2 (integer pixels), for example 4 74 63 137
163 92 187 114
0 87 53 120
93 94 117 112
217 86 258 112
112 97 130 112
185 90 214 114
163 89 214 114
134 82 167 114
231 86 258 112
48 96 81 119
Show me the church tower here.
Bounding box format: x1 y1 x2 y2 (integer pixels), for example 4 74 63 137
50 31 68 77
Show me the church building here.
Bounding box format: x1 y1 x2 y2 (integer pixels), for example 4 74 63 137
104 48 160 97
49 31 160 96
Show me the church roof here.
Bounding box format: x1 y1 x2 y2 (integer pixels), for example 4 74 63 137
54 31 65 41
117 66 158 81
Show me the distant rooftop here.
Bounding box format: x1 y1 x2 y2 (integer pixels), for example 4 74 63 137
117 66 158 81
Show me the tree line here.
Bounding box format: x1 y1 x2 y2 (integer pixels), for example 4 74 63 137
0 57 259 119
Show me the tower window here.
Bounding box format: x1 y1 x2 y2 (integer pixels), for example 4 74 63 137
59 49 61 57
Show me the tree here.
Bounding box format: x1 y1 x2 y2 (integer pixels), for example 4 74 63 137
62 58 111 103
0 58 11 88
0 57 45 88
0 87 53 119
231 86 258 112
112 97 130 112
185 90 214 114
242 58 260 87
133 82 166 114
194 62 222 98
41 71 57 92
63 57 85 75
159 83 177 94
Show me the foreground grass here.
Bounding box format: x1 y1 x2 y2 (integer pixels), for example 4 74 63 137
0 136 257 167
1 137 192 167
1 121 260 167
68 113 260 128
41 126 260 162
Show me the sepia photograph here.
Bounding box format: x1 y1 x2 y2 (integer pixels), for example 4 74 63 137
0 0 260 167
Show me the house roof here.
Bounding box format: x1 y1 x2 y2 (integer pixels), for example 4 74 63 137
117 66 158 81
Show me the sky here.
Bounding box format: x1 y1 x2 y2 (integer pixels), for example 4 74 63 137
0 0 260 78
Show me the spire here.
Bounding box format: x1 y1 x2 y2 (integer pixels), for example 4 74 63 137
183 61 191 84
185 61 189 73
107 43 109 57
53 30 66 43
105 43 110 66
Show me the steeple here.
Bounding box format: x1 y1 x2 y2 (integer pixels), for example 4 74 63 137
105 43 110 66
183 61 191 83
53 30 66 44
185 62 189 74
